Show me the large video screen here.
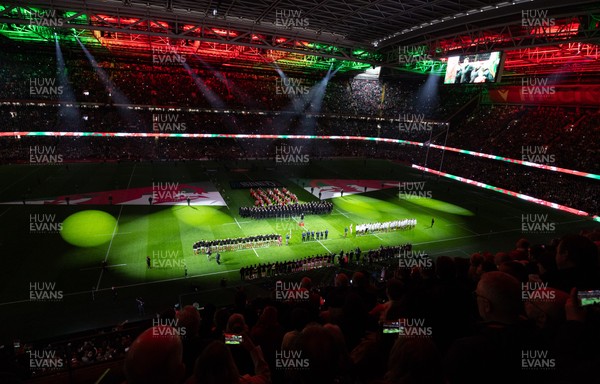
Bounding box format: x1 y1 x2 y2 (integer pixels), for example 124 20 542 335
444 51 503 84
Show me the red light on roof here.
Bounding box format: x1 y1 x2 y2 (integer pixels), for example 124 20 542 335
212 28 238 37
95 15 140 25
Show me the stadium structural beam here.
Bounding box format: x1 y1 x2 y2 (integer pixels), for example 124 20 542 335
0 1 381 67
381 8 600 65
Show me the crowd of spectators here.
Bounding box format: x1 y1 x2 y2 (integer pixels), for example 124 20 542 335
12 326 135 378
8 230 597 383
447 104 600 173
0 48 474 120
424 149 600 216
0 131 596 215
2 101 597 175
3 220 599 384
134 231 599 384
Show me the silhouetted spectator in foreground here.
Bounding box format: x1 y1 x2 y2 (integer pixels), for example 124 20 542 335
123 326 186 384
547 234 599 292
189 337 270 384
444 271 538 384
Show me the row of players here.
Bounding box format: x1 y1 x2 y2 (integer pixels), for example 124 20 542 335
192 234 281 254
193 218 418 254
301 229 329 241
355 219 418 235
238 201 333 219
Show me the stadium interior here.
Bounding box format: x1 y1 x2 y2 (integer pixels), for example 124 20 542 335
0 0 599 383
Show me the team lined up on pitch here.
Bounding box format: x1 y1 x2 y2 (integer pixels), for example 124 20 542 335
238 201 333 219
192 234 282 254
355 219 417 235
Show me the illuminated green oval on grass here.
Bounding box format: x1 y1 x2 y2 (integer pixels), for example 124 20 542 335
404 197 474 216
171 205 234 226
60 210 118 247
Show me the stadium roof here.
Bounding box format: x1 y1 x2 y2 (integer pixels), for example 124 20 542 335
1 0 599 76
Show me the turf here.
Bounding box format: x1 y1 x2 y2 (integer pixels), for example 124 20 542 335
0 159 597 341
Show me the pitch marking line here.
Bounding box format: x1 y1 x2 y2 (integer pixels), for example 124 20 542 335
317 239 332 253
80 264 127 271
234 217 242 229
335 209 351 219
0 207 12 219
224 220 252 226
0 269 237 307
0 165 41 195
95 163 137 290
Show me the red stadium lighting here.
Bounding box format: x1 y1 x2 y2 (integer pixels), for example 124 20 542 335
211 28 238 37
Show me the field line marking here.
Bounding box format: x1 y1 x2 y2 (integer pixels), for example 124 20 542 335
0 166 40 195
456 224 479 235
80 264 127 271
251 247 260 258
335 208 351 219
95 164 137 290
0 207 12 219
0 269 236 307
316 239 332 253
224 220 252 225
234 217 242 229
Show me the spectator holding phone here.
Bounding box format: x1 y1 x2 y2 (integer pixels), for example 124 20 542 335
189 331 271 384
